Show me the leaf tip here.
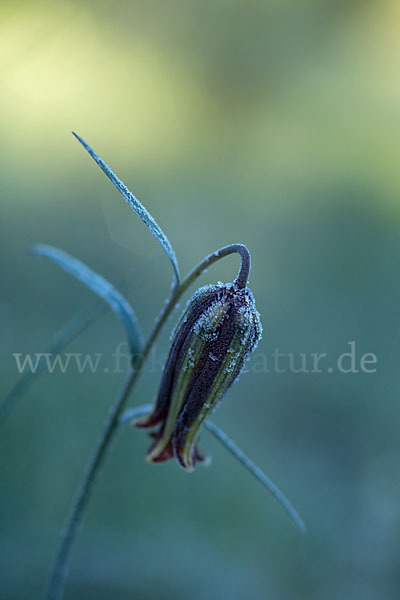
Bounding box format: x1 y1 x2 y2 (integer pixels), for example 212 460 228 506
72 131 88 150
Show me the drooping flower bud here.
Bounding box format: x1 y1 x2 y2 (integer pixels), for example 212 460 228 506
135 245 262 471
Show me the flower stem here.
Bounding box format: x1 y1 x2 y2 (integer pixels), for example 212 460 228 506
46 244 251 600
46 370 138 600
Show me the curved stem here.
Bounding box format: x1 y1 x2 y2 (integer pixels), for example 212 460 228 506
46 243 251 600
230 244 251 289
185 243 251 291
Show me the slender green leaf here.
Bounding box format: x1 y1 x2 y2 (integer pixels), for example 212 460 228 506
119 407 306 532
33 244 143 356
118 404 154 425
1 257 157 424
204 420 306 532
1 304 100 422
72 132 180 289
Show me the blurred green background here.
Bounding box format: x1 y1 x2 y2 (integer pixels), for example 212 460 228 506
1 1 400 598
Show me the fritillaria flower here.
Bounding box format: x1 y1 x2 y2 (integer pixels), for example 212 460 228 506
136 245 262 471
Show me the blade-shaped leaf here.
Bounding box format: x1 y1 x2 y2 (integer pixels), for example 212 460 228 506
119 404 154 425
33 244 143 356
72 132 180 290
1 257 157 424
204 420 306 533
119 407 306 532
1 304 101 422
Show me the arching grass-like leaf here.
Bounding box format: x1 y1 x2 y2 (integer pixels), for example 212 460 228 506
1 256 156 424
72 132 180 290
204 420 306 533
119 407 306 532
1 304 100 422
33 244 143 356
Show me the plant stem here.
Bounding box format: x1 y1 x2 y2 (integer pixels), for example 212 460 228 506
46 370 137 600
46 244 250 600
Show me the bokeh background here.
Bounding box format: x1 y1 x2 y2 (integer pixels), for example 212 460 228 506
1 1 400 598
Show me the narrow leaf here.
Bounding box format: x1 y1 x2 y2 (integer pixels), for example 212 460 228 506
119 408 306 532
1 304 101 422
1 258 156 424
72 132 180 290
204 420 306 532
118 404 154 426
33 244 143 356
